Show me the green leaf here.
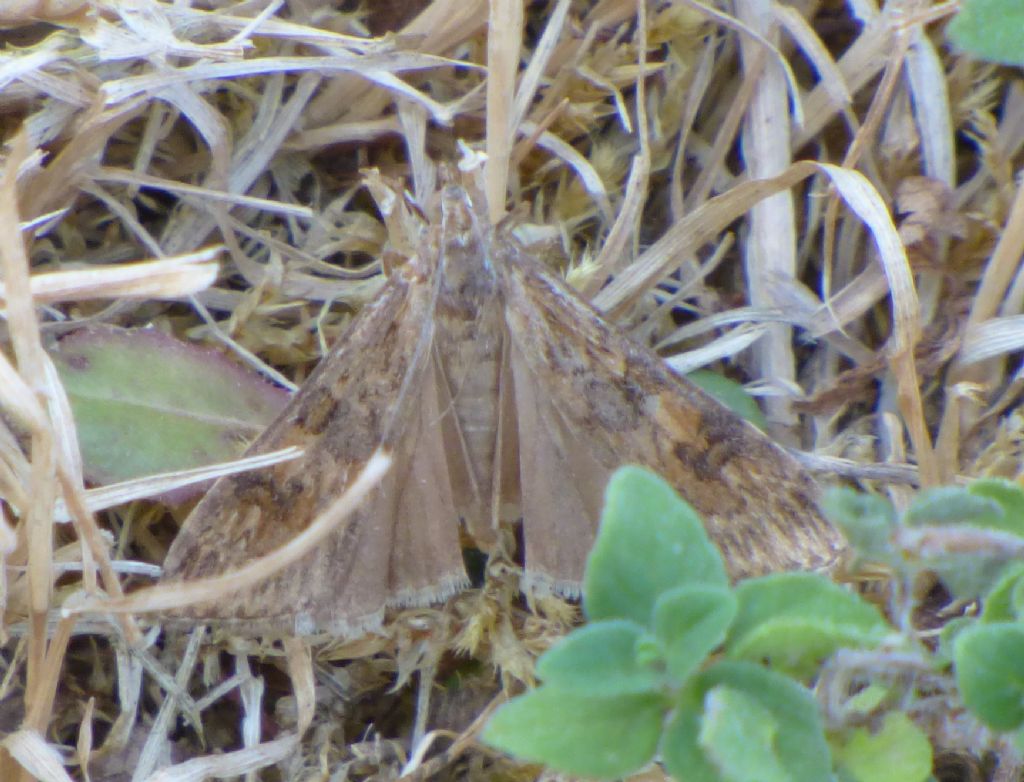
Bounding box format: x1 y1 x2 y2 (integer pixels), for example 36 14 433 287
903 482 1024 600
653 585 737 683
981 563 1024 622
820 488 896 562
926 552 1017 604
483 688 665 779
935 616 975 668
699 686 793 782
661 706 721 782
967 479 1024 536
904 487 1002 528
954 623 1024 730
948 0 1024 66
843 683 891 717
685 370 767 431
585 466 728 625
916 537 1024 603
727 573 889 677
535 620 661 696
1012 577 1024 618
832 712 933 782
663 661 834 782
53 327 288 497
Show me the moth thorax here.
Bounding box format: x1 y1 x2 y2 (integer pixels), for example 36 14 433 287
437 245 497 317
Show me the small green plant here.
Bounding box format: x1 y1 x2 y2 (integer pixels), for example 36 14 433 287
485 470 1024 781
827 479 1024 743
482 467 901 781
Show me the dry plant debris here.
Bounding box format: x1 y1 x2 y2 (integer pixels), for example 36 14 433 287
0 0 1019 780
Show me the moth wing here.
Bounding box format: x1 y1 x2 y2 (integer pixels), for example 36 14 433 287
497 242 843 589
507 341 611 597
161 267 467 636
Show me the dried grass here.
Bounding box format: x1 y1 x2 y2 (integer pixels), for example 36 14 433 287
0 0 1016 780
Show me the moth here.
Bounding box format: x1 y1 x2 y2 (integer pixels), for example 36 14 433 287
161 185 843 636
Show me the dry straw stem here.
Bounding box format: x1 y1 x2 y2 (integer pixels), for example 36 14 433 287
0 0 1019 778
0 0 86 26
51 446 303 523
938 178 1024 476
484 0 523 218
0 249 220 309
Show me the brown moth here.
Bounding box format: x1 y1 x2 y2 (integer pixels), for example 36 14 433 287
161 185 843 636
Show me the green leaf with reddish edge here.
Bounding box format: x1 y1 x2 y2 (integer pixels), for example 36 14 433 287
53 326 289 500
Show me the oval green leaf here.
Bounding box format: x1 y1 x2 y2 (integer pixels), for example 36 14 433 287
903 487 1002 528
483 687 665 780
727 573 889 677
661 706 721 782
819 487 896 562
535 619 661 696
954 623 1024 731
981 562 1024 623
699 686 793 782
664 661 834 782
948 0 1024 66
53 327 288 497
967 479 1024 537
653 584 737 684
585 466 728 625
832 711 932 782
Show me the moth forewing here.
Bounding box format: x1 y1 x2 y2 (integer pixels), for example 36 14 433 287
509 340 613 597
495 233 843 582
386 353 471 608
160 233 465 635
